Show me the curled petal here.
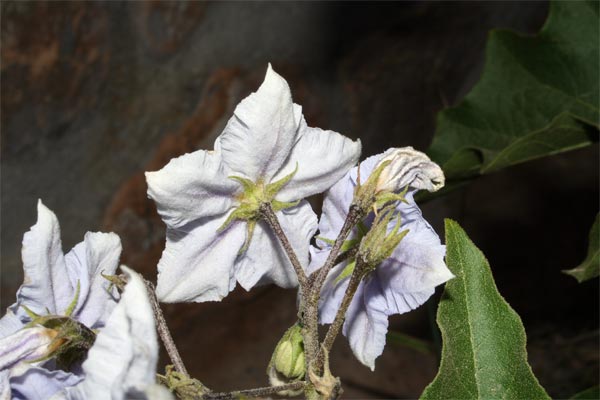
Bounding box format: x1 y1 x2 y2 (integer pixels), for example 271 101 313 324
216 64 300 181
156 214 245 303
272 118 361 202
12 200 73 319
376 147 444 193
61 267 162 399
64 232 121 329
236 201 317 290
0 327 57 370
146 150 238 229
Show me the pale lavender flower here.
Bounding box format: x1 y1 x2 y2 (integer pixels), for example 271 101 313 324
308 148 454 370
0 200 122 399
146 64 361 303
55 267 173 400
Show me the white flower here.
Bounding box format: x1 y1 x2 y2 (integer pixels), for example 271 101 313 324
0 200 122 399
308 148 453 370
0 200 122 337
146 64 361 303
55 266 173 400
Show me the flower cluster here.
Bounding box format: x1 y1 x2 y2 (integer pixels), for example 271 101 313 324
2 64 453 398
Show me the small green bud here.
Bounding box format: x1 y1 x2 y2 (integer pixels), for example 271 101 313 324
267 323 305 395
357 206 409 272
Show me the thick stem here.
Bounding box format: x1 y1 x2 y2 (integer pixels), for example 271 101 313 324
322 263 365 354
203 382 305 400
260 202 308 288
143 279 189 377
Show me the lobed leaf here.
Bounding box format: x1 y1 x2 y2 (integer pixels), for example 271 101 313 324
427 0 599 181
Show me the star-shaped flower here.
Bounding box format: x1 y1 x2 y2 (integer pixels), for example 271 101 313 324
308 148 454 370
146 64 361 303
0 200 122 399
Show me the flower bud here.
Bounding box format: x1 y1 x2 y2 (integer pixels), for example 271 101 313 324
375 147 444 194
357 206 409 272
353 147 444 214
0 326 60 370
267 323 305 395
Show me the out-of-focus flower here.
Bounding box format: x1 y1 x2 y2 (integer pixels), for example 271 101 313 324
0 200 122 399
54 267 173 400
309 148 453 370
146 64 361 303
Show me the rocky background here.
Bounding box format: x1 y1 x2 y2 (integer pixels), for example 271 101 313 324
2 2 598 398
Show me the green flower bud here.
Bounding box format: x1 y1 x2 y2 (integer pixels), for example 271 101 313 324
357 205 409 272
267 323 305 395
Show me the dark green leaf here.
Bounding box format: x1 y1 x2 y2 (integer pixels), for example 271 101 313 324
571 386 600 400
428 0 599 180
420 220 549 400
563 213 600 283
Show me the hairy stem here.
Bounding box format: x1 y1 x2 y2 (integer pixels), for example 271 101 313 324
260 202 308 288
144 279 189 377
304 206 363 365
322 262 365 355
203 381 305 399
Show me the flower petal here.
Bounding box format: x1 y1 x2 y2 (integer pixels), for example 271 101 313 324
156 214 245 303
235 201 317 290
343 277 389 371
216 64 300 181
272 118 361 202
0 310 24 339
11 200 73 318
64 232 121 329
61 267 162 399
0 327 57 370
146 150 238 229
378 197 453 314
11 365 81 400
0 370 9 400
315 170 356 248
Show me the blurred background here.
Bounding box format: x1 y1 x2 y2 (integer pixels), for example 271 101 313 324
1 1 598 398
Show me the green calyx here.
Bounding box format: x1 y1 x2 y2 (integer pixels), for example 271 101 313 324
353 160 409 214
157 365 208 399
21 280 96 370
268 322 305 381
357 205 409 273
219 164 299 254
24 314 96 370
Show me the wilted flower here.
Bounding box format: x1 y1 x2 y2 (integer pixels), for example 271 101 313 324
54 267 173 400
146 64 361 303
0 200 122 399
309 148 453 370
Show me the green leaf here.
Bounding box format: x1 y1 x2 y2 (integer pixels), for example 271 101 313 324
571 386 600 400
420 220 549 400
563 213 600 282
428 0 599 181
386 331 434 356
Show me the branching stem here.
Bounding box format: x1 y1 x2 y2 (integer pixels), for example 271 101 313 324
203 381 305 399
260 202 308 288
144 279 190 378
